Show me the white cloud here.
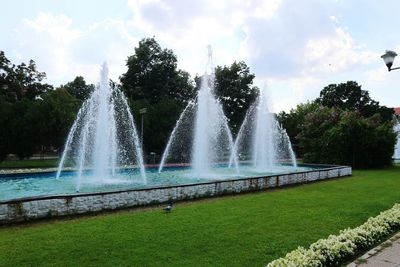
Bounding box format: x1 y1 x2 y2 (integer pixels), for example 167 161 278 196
304 28 376 75
15 13 82 82
11 13 136 86
126 0 283 75
5 0 394 111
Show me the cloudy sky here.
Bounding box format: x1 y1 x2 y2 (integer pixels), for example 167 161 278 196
1 0 400 112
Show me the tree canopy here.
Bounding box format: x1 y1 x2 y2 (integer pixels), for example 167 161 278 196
316 81 393 121
0 51 79 160
60 76 94 101
0 51 52 102
214 61 259 134
278 81 396 168
298 107 395 168
120 37 195 105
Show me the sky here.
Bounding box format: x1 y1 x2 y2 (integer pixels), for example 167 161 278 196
1 0 400 112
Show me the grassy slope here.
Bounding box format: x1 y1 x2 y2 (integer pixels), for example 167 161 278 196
0 167 399 267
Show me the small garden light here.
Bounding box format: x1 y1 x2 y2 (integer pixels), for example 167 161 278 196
381 50 399 71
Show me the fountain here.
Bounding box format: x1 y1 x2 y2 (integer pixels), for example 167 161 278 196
56 63 146 191
0 50 347 217
158 46 239 176
230 88 297 171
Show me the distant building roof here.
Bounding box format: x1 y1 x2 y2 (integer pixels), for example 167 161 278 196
394 107 400 116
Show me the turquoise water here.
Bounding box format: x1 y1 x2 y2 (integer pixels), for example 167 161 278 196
0 164 315 201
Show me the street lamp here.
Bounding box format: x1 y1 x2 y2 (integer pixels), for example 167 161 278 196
381 50 399 71
139 108 147 149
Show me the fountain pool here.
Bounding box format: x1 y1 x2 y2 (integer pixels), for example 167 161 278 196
0 164 352 224
0 164 315 201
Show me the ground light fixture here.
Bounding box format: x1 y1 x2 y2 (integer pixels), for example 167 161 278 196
381 50 399 71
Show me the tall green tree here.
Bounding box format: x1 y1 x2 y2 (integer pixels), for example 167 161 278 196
316 81 393 121
0 51 54 160
0 51 52 102
210 61 259 134
60 76 94 101
8 99 42 159
120 38 196 156
38 88 80 151
120 38 195 105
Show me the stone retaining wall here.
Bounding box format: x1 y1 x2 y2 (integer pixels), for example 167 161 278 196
0 165 351 224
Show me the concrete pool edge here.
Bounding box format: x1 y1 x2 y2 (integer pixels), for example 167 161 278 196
0 165 352 224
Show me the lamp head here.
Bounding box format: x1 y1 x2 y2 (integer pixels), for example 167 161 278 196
381 50 398 71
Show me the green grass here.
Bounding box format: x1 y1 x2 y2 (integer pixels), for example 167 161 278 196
0 158 60 168
0 167 399 267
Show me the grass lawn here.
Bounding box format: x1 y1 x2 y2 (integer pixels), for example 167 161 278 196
0 158 59 169
0 166 399 266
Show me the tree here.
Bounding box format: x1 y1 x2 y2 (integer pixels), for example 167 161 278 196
8 99 42 159
277 101 320 157
61 76 94 101
0 51 52 102
0 52 82 161
316 81 393 121
298 107 396 168
0 96 12 161
38 88 80 151
120 38 196 158
120 38 195 105
213 61 259 134
0 52 54 160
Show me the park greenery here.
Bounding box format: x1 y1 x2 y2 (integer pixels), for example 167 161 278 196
0 38 397 168
0 166 399 266
268 202 400 266
278 81 396 168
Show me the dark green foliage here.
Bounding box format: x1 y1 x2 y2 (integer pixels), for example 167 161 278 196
119 38 196 157
4 89 79 160
37 89 80 150
120 37 195 105
277 102 319 157
279 81 396 168
0 96 12 161
316 81 394 122
0 51 52 102
214 61 259 134
130 97 183 156
299 107 396 168
0 50 54 159
7 99 41 159
0 51 79 161
60 76 94 101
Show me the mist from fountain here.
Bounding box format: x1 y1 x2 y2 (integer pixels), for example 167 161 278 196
231 88 297 171
158 46 239 176
56 63 146 191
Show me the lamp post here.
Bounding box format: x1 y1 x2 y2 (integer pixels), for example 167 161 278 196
381 50 400 71
139 108 147 149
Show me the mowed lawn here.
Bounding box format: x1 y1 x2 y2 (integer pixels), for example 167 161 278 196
0 167 399 267
0 158 59 169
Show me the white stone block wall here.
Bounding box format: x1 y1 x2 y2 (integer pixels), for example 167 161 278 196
0 166 351 224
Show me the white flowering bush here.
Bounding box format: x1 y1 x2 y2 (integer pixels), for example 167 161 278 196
267 203 400 267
